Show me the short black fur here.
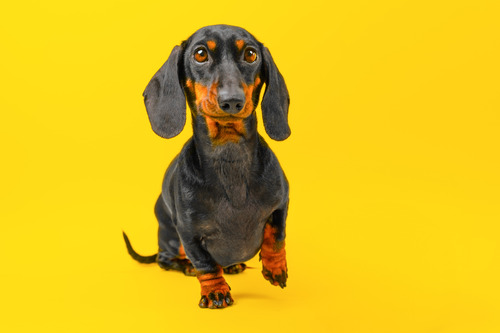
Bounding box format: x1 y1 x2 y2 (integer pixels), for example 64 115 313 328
125 25 290 276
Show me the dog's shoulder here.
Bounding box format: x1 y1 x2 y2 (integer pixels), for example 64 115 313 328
256 136 287 178
253 135 289 201
175 138 204 184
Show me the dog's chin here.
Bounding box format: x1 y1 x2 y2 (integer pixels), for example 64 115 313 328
200 111 249 145
214 122 245 143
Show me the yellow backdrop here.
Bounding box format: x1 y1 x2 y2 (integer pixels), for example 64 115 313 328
1 1 499 332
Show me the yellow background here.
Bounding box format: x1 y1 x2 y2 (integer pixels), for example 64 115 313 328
1 1 499 332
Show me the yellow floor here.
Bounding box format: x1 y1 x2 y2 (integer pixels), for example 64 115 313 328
1 1 499 332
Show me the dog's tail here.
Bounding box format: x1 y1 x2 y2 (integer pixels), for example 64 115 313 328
122 231 157 264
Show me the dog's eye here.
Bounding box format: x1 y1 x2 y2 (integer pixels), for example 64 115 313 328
194 47 208 63
244 48 257 63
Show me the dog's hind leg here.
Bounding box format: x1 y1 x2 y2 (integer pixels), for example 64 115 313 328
155 195 196 276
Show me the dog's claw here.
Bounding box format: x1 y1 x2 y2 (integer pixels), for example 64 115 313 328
199 295 209 308
277 270 288 288
262 265 288 288
203 292 232 309
225 292 233 306
208 293 218 308
216 293 225 308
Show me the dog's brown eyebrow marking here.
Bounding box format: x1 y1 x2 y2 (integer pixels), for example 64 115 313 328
254 75 261 87
185 79 194 92
207 40 216 51
235 40 244 51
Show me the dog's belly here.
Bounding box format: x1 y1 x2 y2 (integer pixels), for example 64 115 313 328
202 204 270 267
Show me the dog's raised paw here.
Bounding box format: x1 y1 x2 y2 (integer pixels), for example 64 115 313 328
262 266 287 288
260 250 287 288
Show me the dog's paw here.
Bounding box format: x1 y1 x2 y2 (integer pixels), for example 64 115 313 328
182 263 197 276
262 265 287 288
260 250 287 288
197 268 233 309
199 291 234 309
158 258 196 276
223 263 247 274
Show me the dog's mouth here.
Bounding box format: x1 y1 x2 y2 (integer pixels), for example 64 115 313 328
218 122 240 135
202 114 246 144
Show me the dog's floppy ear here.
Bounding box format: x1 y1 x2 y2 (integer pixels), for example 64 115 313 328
261 47 291 141
143 45 186 139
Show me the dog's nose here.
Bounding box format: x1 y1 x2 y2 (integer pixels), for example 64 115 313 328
218 90 245 114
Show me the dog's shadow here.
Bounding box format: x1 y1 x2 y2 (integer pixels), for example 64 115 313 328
232 292 274 301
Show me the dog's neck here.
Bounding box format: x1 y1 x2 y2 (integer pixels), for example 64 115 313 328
192 113 259 208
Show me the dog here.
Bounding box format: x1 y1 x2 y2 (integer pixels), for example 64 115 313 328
123 24 290 309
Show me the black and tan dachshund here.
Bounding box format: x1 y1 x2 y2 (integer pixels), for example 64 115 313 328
123 25 290 309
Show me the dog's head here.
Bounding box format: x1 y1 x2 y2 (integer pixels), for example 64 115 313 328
143 25 290 144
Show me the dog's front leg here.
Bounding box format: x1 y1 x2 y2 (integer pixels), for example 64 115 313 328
196 265 233 309
180 237 233 309
260 204 288 288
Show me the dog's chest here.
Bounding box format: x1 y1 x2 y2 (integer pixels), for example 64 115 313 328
194 186 278 266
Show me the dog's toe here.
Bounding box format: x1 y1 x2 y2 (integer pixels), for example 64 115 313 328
262 266 288 288
198 291 233 309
